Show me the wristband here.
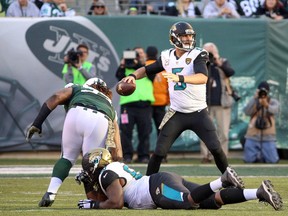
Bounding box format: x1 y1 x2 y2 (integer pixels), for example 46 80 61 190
128 74 136 79
33 103 52 128
91 201 100 209
178 75 184 83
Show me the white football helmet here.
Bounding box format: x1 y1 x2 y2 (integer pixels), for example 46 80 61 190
83 78 107 88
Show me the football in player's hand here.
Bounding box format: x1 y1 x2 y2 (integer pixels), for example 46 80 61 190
116 81 136 96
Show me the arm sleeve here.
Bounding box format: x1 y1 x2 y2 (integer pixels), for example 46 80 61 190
100 170 119 190
193 51 209 76
145 57 165 76
243 98 257 116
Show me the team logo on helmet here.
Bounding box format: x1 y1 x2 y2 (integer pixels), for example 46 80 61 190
82 148 112 175
185 29 194 35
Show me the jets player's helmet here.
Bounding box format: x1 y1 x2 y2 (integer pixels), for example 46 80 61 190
83 77 113 99
82 148 112 175
83 78 107 88
169 21 196 51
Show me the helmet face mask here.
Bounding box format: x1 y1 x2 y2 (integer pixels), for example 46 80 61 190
169 21 196 51
82 148 112 175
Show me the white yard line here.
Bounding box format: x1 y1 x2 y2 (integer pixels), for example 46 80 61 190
0 164 287 174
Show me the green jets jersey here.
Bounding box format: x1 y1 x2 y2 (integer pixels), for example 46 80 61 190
67 85 116 121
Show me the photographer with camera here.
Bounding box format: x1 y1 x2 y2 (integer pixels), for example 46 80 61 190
62 44 96 85
243 81 279 163
200 42 238 163
116 47 155 163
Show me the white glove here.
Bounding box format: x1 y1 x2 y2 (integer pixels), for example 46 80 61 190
78 199 99 209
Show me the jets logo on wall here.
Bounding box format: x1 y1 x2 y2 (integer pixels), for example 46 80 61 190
25 17 119 88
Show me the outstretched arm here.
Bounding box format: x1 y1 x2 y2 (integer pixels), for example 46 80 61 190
26 87 72 141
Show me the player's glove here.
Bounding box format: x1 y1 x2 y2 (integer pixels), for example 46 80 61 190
78 199 100 209
26 125 42 141
75 170 91 185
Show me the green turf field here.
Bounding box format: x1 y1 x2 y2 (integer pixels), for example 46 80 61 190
0 158 287 215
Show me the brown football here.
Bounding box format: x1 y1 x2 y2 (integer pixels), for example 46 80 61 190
116 81 136 96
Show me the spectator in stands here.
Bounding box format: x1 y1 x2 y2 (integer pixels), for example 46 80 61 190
6 0 40 17
87 0 97 15
177 0 200 17
255 0 288 19
88 0 109 16
62 44 96 85
200 42 236 163
40 0 65 17
229 0 263 17
0 0 10 15
58 0 76 16
128 0 158 14
243 81 280 163
127 6 138 15
32 0 44 10
203 0 240 18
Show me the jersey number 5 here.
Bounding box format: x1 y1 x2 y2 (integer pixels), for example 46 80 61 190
172 68 186 90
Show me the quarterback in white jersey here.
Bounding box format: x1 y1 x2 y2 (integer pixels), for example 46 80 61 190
122 21 229 176
77 148 282 211
161 47 207 113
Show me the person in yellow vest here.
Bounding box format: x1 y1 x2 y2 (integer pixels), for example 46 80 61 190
146 46 170 162
116 47 155 163
62 44 96 85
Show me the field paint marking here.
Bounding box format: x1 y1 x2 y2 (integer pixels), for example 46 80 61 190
1 164 287 174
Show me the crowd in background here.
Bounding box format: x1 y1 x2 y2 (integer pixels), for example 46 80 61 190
1 0 288 19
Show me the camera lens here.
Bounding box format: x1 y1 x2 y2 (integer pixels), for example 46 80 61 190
258 88 268 98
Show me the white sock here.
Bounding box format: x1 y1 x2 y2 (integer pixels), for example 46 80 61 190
243 189 258 200
209 177 222 192
47 177 63 194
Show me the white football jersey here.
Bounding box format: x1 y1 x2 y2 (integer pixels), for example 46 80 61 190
161 48 208 113
99 162 156 209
